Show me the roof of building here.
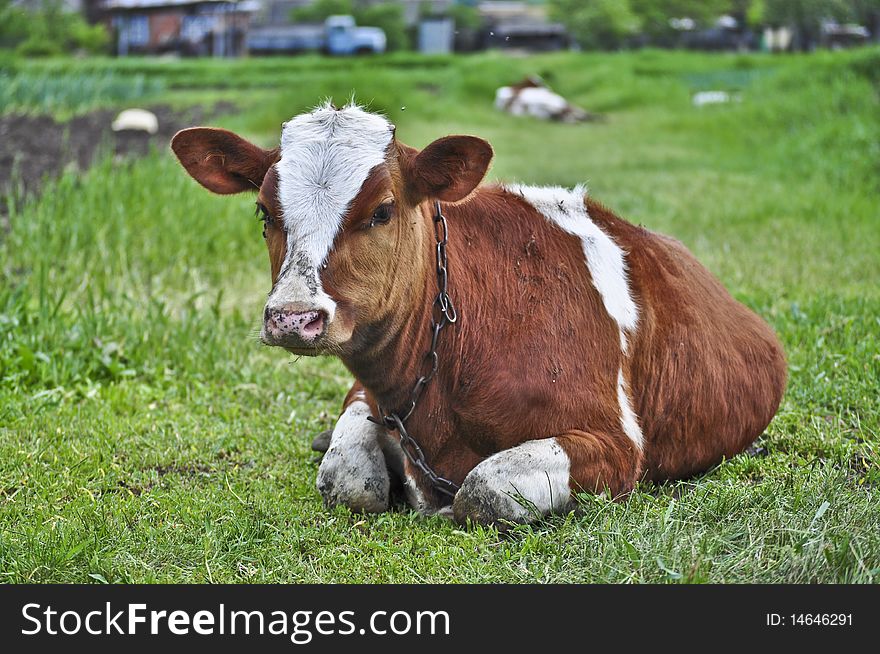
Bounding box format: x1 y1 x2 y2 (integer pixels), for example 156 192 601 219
101 0 258 10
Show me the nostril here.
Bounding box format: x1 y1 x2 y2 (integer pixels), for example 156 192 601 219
296 310 326 340
302 311 327 337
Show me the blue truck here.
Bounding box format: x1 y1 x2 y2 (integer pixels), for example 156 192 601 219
248 15 387 55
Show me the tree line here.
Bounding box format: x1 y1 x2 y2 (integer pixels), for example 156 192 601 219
548 0 880 50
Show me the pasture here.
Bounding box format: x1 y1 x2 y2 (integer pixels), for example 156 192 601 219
0 49 878 583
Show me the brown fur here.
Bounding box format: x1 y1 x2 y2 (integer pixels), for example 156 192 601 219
585 199 787 480
172 125 787 513
321 174 786 506
258 167 286 281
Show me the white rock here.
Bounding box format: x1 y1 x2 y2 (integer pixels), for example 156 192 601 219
692 91 731 107
111 109 158 134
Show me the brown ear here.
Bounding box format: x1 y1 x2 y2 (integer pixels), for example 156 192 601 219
171 127 278 195
405 135 493 203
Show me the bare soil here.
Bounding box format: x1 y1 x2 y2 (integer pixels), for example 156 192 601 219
0 102 236 228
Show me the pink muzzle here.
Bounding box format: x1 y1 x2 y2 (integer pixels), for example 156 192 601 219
264 307 327 342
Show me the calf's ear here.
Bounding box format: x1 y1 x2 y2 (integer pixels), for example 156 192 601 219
404 135 493 203
171 127 278 195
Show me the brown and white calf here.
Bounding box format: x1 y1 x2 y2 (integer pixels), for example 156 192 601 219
172 102 786 526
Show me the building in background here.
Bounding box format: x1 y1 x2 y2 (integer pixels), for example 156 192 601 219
396 0 454 26
418 16 454 54
88 0 571 56
476 1 568 51
98 0 258 56
248 14 386 54
253 0 454 28
820 20 870 49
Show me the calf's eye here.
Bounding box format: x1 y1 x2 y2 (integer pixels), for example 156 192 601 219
255 202 273 239
369 202 394 228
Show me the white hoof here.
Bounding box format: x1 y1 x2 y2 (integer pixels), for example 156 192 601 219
453 439 571 526
316 402 389 513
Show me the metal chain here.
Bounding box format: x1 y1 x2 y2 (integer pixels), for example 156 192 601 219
366 200 460 498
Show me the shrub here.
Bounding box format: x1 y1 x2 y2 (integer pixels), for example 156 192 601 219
15 38 61 58
0 0 109 56
357 3 409 51
549 0 642 50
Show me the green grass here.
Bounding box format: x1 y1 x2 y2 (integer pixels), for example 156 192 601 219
1 49 878 583
0 70 164 116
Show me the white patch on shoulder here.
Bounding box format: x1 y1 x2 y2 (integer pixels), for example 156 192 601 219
317 400 390 513
453 438 571 524
617 368 644 449
276 101 394 269
504 184 638 350
504 184 644 450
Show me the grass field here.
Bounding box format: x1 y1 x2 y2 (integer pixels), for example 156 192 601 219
1 49 878 583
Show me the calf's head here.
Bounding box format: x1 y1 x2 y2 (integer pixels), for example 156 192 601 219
172 103 492 356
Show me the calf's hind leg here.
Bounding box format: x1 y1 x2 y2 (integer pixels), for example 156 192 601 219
452 430 642 526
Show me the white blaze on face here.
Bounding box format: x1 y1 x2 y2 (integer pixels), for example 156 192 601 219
269 102 394 310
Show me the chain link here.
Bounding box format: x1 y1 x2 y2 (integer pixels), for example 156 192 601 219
367 201 460 498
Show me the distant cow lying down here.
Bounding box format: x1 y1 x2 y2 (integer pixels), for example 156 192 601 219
172 102 786 526
494 76 601 123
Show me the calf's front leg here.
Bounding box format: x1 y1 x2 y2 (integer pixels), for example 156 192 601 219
452 430 642 526
316 400 391 513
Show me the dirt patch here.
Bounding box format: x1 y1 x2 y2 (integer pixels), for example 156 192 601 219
0 102 236 230
745 442 769 457
847 450 877 489
105 454 256 497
